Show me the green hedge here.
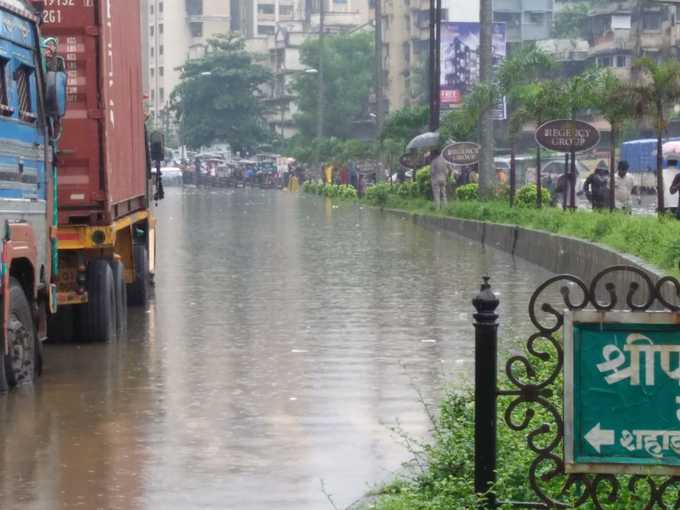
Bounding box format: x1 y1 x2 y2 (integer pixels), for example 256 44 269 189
302 182 358 199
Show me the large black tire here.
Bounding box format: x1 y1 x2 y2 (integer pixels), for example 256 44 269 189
111 260 127 338
4 278 38 387
128 244 149 307
79 259 116 342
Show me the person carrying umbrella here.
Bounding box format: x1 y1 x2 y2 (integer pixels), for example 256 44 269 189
430 147 449 209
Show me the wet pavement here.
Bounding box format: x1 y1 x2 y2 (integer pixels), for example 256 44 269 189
1 188 556 510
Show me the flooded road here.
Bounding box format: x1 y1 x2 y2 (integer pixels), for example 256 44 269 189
1 188 556 510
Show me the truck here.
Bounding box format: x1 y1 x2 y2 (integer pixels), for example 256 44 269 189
30 0 162 343
0 0 67 391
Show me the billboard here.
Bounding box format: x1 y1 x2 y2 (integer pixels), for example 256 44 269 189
440 22 507 108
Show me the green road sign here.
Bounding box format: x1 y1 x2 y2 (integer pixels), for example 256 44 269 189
565 311 680 475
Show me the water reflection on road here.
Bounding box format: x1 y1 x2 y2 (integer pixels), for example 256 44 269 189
1 188 556 510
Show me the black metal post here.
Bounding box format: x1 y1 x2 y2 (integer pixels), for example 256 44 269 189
563 152 569 210
570 149 577 211
473 276 499 509
536 146 542 208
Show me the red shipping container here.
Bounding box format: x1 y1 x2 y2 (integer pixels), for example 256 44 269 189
32 0 147 225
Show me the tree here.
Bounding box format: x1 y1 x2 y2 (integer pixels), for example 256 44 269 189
497 47 556 206
169 35 272 152
380 105 429 145
591 70 636 211
552 3 589 39
632 57 680 213
292 31 375 139
478 0 495 199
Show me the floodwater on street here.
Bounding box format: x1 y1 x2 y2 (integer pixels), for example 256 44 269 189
1 188 557 510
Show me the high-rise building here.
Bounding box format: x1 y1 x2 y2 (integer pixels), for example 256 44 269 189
379 0 554 114
493 0 554 45
146 0 230 128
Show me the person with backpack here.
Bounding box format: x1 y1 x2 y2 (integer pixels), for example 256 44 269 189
583 161 610 210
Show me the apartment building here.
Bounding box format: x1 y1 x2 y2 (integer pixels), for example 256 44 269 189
493 0 554 45
146 0 230 127
539 1 680 80
379 0 553 114
262 0 374 137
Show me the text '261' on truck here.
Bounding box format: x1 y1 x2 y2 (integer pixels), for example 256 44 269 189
0 0 67 391
30 0 164 346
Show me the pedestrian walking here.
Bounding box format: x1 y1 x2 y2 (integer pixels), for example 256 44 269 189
357 174 366 198
430 148 448 209
584 161 610 210
615 160 634 213
668 160 680 218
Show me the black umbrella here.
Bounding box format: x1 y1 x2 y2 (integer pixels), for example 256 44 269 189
406 132 440 151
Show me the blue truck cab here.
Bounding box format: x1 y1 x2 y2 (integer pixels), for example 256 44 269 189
0 0 66 391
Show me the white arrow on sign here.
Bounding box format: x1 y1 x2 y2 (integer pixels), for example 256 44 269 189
585 423 615 453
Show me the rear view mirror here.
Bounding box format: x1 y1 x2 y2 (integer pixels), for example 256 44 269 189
150 131 165 162
45 70 67 118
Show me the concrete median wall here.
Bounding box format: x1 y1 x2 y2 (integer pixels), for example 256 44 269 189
385 209 664 283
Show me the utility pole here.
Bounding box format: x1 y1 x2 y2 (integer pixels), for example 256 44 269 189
478 0 495 199
317 0 325 141
375 0 384 135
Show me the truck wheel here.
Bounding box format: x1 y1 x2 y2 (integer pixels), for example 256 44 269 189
128 244 149 307
5 278 37 387
81 260 116 342
111 260 127 338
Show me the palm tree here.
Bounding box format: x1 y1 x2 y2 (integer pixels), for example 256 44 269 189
478 0 495 199
497 48 556 206
591 70 636 211
632 57 680 213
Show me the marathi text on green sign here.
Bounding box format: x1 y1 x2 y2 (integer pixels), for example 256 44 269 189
565 312 680 475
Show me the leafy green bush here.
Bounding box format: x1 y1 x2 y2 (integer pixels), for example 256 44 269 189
365 183 391 207
395 181 418 198
303 181 320 194
338 184 358 199
516 184 551 208
416 166 433 199
456 183 480 201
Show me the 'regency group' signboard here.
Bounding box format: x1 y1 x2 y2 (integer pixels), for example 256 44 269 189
442 142 481 165
565 311 680 475
536 119 600 153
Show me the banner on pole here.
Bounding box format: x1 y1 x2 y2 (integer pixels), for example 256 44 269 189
439 21 507 109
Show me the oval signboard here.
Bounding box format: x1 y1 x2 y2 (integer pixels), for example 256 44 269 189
442 142 481 165
535 119 600 153
400 152 424 170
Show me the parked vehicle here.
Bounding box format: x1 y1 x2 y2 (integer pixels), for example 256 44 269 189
157 167 183 187
0 1 68 390
494 156 588 193
32 0 161 343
